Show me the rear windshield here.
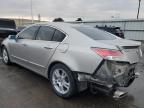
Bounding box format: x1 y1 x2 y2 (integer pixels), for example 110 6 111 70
74 27 117 40
0 19 16 29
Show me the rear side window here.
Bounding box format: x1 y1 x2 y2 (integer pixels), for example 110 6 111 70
36 26 55 41
74 27 117 40
52 30 66 42
18 26 39 40
0 19 16 29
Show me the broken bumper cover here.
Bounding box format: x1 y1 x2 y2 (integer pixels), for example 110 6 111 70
77 60 140 98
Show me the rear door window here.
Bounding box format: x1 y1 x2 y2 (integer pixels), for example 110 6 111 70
36 26 55 41
52 30 66 42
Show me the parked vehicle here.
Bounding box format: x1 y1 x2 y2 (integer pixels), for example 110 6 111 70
16 26 26 33
1 23 142 99
0 19 17 43
96 25 124 38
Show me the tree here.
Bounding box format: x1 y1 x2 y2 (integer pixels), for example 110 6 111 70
53 18 64 22
76 18 83 21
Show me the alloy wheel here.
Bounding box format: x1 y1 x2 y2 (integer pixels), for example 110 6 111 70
52 68 70 94
2 49 9 63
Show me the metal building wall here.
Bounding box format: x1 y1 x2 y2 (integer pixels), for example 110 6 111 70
71 19 144 40
13 19 45 27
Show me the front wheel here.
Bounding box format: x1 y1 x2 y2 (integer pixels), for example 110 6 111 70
50 64 77 98
2 47 11 65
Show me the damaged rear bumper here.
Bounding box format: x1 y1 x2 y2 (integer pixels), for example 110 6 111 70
77 60 140 99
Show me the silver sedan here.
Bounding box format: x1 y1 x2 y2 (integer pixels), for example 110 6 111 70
1 22 142 99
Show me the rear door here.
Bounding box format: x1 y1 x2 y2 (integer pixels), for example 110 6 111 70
24 26 66 75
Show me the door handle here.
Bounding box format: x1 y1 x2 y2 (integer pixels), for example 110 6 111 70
44 47 53 50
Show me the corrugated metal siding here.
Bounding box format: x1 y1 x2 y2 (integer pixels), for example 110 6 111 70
125 31 144 40
70 19 144 40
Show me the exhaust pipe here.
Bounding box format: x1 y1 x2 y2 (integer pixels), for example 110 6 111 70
113 90 127 99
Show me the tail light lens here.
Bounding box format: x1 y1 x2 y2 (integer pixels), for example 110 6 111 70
91 48 123 58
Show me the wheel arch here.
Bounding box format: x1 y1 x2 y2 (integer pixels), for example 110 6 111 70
47 61 77 79
1 43 10 54
1 44 5 52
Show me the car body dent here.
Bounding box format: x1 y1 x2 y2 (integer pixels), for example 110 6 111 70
45 45 103 77
1 23 142 98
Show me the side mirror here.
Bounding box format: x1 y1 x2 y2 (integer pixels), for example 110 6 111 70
8 35 16 40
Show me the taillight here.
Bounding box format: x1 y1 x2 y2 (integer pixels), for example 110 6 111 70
91 48 123 58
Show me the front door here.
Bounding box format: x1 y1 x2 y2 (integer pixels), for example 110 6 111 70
10 26 39 68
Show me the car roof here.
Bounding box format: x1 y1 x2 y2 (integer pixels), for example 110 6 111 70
36 22 90 30
32 22 91 36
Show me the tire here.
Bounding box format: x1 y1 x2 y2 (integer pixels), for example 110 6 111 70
2 47 11 65
50 63 77 98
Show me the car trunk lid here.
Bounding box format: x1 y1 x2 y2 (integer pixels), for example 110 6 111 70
98 39 142 64
98 39 141 47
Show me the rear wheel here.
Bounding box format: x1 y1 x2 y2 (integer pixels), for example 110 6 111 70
50 64 77 98
2 47 11 65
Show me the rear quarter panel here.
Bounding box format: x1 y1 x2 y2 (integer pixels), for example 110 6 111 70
46 44 103 77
